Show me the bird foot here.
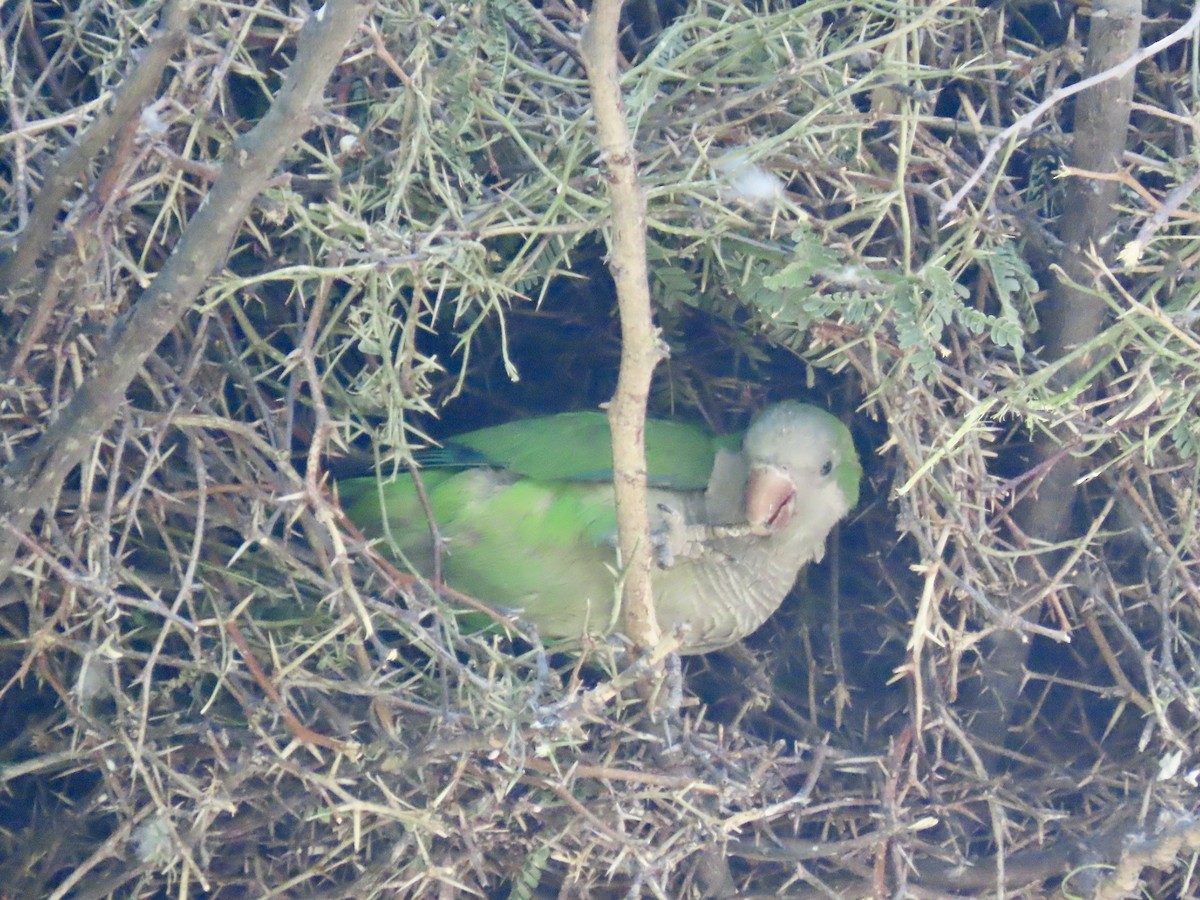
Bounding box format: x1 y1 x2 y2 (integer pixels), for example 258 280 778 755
651 503 707 568
652 504 772 568
650 503 739 567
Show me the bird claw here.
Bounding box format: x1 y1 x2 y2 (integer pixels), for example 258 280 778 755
651 503 772 568
651 503 713 568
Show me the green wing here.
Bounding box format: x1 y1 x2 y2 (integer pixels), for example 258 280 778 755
419 411 737 489
339 408 738 557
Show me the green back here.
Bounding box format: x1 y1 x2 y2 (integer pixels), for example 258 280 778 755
419 411 738 489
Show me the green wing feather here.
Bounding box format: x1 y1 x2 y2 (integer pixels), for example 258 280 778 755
339 409 735 556
417 411 737 488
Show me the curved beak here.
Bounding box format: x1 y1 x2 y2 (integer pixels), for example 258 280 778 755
746 464 796 532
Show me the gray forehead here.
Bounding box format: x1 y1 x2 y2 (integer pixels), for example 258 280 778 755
745 404 840 462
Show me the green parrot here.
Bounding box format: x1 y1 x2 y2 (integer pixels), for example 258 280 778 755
340 401 861 654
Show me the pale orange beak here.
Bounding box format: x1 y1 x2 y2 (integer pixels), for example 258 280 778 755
746 465 796 532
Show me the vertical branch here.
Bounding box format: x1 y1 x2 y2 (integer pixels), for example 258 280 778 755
970 0 1143 760
579 1 665 652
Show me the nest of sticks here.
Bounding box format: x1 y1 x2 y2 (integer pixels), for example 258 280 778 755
1 0 1199 896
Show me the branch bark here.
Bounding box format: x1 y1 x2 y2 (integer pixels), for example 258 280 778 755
0 0 195 293
969 0 1143 762
579 1 665 652
0 0 376 580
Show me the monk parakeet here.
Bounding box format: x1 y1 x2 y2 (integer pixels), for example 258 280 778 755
341 401 860 654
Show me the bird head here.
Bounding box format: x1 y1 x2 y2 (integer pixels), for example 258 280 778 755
742 402 861 535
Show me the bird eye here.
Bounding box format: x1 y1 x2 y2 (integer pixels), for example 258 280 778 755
820 459 833 477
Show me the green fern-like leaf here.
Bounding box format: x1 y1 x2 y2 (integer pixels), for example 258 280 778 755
986 243 1038 356
509 844 551 900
